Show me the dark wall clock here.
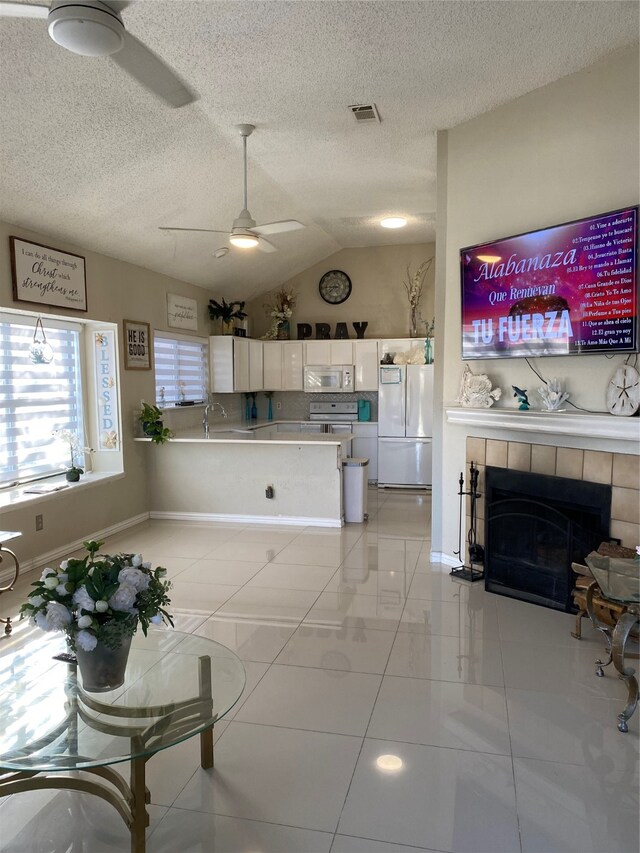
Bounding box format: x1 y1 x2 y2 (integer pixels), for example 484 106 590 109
318 270 352 305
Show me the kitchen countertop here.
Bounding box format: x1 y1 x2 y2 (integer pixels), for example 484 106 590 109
135 418 377 445
135 422 354 445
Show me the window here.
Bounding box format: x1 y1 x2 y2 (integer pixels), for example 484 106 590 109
153 332 208 406
0 314 85 486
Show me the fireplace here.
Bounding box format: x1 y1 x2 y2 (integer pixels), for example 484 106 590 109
484 466 612 612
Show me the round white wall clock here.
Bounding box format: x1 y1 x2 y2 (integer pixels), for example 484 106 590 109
606 365 640 416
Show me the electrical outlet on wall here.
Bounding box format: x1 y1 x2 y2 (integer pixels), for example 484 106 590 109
35 514 43 531
276 402 282 410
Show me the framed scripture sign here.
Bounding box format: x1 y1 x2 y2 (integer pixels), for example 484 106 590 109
10 237 87 312
123 320 152 370
167 293 198 331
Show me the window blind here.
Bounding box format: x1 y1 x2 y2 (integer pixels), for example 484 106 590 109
154 332 208 406
0 318 85 486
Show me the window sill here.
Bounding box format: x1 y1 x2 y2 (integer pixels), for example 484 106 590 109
0 471 125 513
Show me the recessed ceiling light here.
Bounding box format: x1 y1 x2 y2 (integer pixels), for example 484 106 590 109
477 254 501 263
380 217 407 229
375 754 404 773
229 232 259 249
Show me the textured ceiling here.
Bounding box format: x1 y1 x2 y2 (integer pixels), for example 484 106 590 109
0 1 638 301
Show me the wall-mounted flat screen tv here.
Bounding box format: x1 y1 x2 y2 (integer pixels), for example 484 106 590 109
460 206 638 360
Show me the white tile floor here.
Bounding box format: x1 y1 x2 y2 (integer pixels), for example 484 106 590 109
1 487 638 853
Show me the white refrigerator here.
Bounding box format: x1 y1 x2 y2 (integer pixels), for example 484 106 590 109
377 364 433 487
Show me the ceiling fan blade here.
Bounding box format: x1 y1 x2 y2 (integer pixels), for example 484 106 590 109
257 237 278 254
159 227 228 235
253 220 305 236
111 31 197 108
0 3 48 17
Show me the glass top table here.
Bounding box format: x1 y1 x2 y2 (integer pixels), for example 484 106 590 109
583 553 639 733
0 627 246 852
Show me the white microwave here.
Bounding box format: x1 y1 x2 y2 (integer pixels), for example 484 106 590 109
303 365 354 393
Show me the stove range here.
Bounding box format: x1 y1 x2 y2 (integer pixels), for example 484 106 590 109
308 401 358 422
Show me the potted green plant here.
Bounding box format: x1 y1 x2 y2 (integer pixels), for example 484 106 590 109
208 298 247 335
138 402 173 444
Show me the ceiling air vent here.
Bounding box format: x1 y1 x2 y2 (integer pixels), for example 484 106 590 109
349 103 381 123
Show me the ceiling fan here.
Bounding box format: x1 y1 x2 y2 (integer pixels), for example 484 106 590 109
159 124 305 254
0 1 196 108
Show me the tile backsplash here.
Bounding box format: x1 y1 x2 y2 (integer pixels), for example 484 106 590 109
158 390 378 431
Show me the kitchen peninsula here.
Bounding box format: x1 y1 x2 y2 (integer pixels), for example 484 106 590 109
137 423 354 527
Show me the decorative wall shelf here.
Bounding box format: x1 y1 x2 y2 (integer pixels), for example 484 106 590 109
445 407 640 446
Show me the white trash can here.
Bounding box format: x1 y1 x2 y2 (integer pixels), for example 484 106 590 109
342 457 369 523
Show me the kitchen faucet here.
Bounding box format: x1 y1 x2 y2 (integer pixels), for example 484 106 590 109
203 399 227 436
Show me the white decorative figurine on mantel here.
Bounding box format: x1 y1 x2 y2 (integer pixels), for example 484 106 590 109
537 377 570 411
457 364 502 408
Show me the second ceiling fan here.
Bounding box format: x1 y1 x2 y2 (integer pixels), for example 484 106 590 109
160 124 305 255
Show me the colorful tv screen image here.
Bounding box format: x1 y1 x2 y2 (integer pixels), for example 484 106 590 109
460 206 638 360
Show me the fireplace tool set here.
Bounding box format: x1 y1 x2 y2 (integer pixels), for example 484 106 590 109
451 461 485 583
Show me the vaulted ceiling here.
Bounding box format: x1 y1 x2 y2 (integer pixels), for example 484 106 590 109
0 1 637 301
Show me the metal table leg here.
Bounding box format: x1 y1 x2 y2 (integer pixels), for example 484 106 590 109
0 542 20 636
584 580 614 677
611 606 640 733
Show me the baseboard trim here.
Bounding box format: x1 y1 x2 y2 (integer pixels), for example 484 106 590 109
430 551 463 568
149 511 343 528
15 512 151 578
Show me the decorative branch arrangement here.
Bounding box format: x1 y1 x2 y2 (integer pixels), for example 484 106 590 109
403 258 434 337
262 287 297 340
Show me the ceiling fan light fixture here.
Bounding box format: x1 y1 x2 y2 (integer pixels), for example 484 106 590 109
48 4 125 56
380 217 407 229
229 231 259 249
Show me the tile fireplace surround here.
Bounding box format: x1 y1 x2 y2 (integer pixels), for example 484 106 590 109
445 409 640 560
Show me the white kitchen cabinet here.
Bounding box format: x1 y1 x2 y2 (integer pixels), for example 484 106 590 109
354 340 379 390
282 342 304 390
304 340 353 365
352 422 378 480
329 340 353 364
233 338 250 391
262 342 283 390
249 339 263 391
304 340 330 364
263 341 303 390
210 337 263 393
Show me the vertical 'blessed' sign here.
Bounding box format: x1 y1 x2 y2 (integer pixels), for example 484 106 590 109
10 237 87 311
94 330 120 451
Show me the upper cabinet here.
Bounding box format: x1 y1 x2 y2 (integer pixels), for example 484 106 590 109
282 342 304 390
304 340 353 365
353 340 379 390
210 337 263 393
263 341 304 391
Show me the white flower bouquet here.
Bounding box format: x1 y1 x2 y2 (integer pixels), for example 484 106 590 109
262 286 297 340
20 540 173 652
53 428 93 479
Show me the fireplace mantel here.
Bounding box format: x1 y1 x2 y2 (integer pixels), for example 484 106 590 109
445 407 640 446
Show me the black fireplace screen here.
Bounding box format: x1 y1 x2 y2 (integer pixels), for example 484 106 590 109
484 466 611 612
